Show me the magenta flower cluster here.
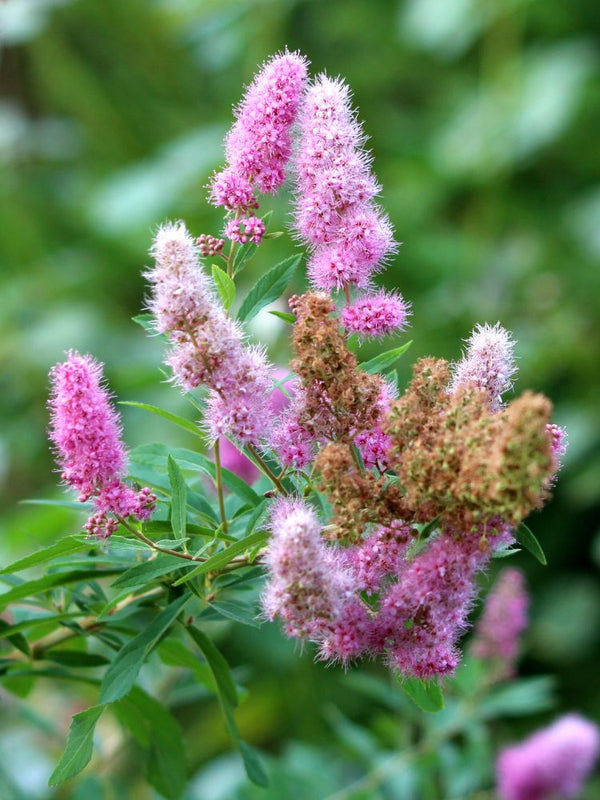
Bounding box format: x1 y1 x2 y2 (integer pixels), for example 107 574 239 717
293 74 409 339
262 499 518 677
48 352 155 537
496 714 600 800
147 221 272 444
472 567 529 679
209 49 308 212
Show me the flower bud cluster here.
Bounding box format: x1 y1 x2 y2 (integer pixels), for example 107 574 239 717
48 352 155 537
225 215 266 245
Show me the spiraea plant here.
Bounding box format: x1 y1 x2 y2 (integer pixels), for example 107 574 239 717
3 50 591 800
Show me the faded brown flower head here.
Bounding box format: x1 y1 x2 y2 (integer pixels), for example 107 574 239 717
315 442 409 540
386 358 554 531
289 292 383 441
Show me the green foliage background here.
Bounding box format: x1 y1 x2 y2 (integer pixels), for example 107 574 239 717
1 0 599 797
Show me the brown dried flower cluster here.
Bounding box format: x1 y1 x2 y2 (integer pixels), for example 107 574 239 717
289 292 383 441
315 442 407 540
386 358 554 530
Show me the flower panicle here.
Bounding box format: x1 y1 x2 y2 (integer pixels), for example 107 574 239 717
294 75 397 291
450 322 517 410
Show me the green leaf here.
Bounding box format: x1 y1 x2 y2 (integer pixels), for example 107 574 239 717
158 638 216 691
130 443 261 508
268 310 296 324
360 340 413 374
128 688 187 800
478 676 556 719
211 264 236 310
186 626 268 786
131 313 156 334
45 651 110 668
399 677 445 713
516 523 547 566
0 620 29 655
119 402 202 438
173 529 267 585
20 498 91 511
99 593 191 704
48 706 105 786
167 456 187 540
111 555 191 590
0 569 123 612
0 536 90 575
187 625 237 706
237 254 301 322
199 600 261 628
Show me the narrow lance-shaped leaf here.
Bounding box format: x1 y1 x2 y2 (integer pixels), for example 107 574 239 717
360 340 413 374
187 626 268 786
120 401 202 438
167 455 187 540
516 522 547 566
173 529 267 585
48 706 105 786
0 536 90 575
237 254 301 322
0 569 123 612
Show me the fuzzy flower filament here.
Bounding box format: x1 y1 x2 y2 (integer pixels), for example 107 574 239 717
450 322 517 410
293 75 396 291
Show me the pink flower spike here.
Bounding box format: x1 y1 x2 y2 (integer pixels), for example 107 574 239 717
342 290 411 338
262 498 351 640
209 50 308 209
450 322 517 410
472 567 529 679
496 714 600 800
48 352 156 535
293 74 397 290
48 352 127 500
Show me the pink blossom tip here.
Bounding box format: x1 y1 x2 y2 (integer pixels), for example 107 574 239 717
209 50 309 208
450 322 518 410
48 351 155 536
